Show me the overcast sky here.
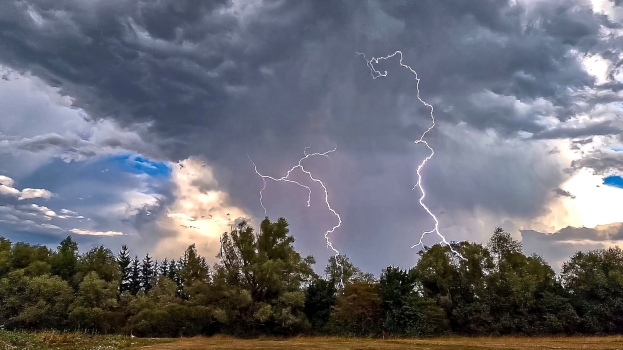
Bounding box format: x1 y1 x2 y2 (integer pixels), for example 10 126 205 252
1 0 623 273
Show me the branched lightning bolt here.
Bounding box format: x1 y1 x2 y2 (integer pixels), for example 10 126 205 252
248 147 342 257
357 51 464 260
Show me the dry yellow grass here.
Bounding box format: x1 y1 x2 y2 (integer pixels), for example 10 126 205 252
138 335 623 350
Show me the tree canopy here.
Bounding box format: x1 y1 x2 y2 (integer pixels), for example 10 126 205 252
0 224 622 337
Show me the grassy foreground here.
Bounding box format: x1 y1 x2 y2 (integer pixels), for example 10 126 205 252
139 335 623 350
0 330 171 350
3 333 623 350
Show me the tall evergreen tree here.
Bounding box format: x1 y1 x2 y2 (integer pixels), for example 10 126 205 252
141 253 155 293
117 245 132 294
166 259 177 281
159 258 169 277
180 244 209 287
129 256 141 295
169 259 184 294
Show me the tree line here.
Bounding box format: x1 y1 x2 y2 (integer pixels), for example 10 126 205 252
1 218 622 337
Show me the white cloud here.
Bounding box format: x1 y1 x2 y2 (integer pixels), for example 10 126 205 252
591 0 623 24
0 204 65 234
0 175 14 187
581 53 611 86
57 208 84 219
19 204 56 218
0 184 20 196
0 175 54 200
0 68 159 179
70 228 124 236
40 223 62 231
19 188 54 200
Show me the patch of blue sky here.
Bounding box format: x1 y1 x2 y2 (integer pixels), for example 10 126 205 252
612 145 623 152
107 153 172 178
603 175 623 189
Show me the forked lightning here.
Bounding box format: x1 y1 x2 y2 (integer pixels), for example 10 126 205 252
357 50 464 259
248 147 341 257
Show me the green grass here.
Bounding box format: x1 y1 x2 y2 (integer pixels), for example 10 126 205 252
0 330 171 350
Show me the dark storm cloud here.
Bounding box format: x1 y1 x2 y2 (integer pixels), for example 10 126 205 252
0 129 159 162
2 0 623 271
0 133 97 158
534 121 623 140
553 187 576 199
568 149 623 174
548 147 561 154
0 0 615 157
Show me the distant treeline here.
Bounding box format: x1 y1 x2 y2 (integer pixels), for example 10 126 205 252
0 218 622 337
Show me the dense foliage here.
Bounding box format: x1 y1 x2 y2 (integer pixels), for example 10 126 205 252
1 218 622 337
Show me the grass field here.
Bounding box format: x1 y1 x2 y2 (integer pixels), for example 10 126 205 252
139 335 623 350
4 333 623 350
0 330 171 350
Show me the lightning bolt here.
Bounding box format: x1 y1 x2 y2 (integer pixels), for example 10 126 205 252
248 146 342 257
358 51 464 260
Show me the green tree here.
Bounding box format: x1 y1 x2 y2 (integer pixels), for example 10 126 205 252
214 218 315 335
168 259 184 295
0 269 72 330
304 278 336 333
15 274 73 329
379 266 423 335
149 276 181 306
329 281 382 336
166 259 177 281
562 247 623 334
50 236 79 284
129 256 141 295
77 246 121 284
485 229 572 335
69 271 120 333
488 227 522 263
117 245 132 294
10 242 50 271
0 236 11 278
180 244 209 288
0 270 27 328
443 242 494 335
140 253 155 293
159 258 169 277
324 255 374 289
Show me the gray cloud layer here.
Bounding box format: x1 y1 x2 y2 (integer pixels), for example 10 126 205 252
523 223 623 270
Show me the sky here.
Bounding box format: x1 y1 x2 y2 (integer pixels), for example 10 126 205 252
1 0 623 273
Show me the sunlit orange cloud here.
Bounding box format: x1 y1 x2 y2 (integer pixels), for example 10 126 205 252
152 157 252 262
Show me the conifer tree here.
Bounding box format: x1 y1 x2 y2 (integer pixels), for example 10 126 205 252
180 244 209 287
159 258 169 277
117 244 132 293
129 256 141 295
167 259 177 281
141 253 155 293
